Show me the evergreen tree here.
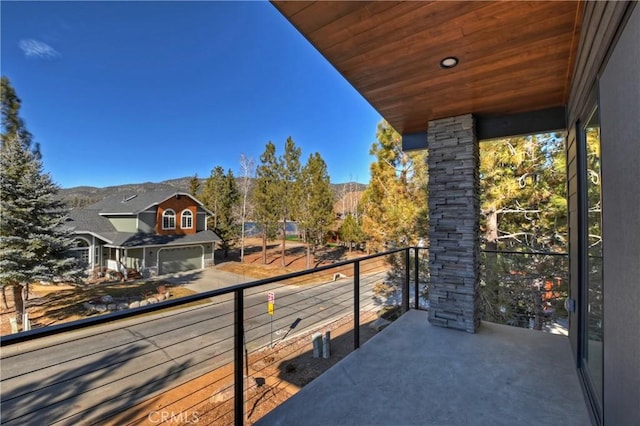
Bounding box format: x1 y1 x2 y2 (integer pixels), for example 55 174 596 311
215 169 240 257
1 76 38 157
201 166 239 258
361 120 428 252
202 166 226 230
480 134 566 251
279 137 302 266
253 142 282 264
1 76 81 325
189 173 201 197
479 134 568 328
338 213 364 253
298 152 334 268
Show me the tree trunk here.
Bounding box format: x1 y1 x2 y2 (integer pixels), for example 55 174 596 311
533 285 544 331
262 232 267 265
281 219 287 267
12 284 24 324
306 242 311 269
240 221 246 263
1 286 8 309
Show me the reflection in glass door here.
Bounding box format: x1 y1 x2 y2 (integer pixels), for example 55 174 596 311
582 105 603 416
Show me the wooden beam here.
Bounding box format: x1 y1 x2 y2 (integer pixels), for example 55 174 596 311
476 107 567 140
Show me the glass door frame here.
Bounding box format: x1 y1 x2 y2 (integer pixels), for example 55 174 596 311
577 95 604 425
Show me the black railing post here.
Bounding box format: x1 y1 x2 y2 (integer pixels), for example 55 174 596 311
234 289 244 426
403 248 410 313
414 247 420 310
354 260 360 350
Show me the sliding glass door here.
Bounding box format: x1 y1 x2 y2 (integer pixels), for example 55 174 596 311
580 105 604 420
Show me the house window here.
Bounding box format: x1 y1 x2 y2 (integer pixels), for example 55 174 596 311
181 209 193 229
162 209 176 229
71 238 90 266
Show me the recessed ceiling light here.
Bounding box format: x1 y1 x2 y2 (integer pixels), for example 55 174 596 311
440 56 459 69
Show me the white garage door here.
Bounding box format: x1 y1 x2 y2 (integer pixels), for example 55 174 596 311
158 246 203 274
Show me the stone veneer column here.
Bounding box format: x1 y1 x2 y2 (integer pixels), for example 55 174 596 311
427 114 480 333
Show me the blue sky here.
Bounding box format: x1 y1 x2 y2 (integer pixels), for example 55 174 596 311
1 1 382 189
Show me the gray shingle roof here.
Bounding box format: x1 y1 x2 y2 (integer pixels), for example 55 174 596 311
65 209 118 241
85 190 211 215
65 191 220 247
110 230 220 247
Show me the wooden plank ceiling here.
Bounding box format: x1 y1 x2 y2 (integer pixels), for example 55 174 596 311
272 1 583 134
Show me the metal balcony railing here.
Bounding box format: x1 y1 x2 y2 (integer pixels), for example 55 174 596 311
1 247 429 426
479 249 569 332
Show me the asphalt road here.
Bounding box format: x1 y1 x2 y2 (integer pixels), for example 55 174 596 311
0 268 390 425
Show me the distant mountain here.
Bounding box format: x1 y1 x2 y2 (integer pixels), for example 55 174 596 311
58 177 367 208
332 182 367 193
59 178 193 208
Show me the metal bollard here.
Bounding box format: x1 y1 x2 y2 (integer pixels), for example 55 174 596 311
22 313 31 331
312 332 322 358
323 331 331 359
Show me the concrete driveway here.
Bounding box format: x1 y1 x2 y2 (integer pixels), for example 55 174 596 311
156 265 255 293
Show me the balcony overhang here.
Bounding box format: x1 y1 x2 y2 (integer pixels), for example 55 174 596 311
258 310 590 425
401 106 567 151
272 1 582 135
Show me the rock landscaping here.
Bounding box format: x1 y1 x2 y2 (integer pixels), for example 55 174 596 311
81 288 172 314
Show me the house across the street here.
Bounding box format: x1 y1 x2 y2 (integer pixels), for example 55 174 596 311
65 191 220 279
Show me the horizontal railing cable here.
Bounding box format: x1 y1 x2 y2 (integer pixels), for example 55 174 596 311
481 249 568 256
3 336 236 424
53 343 237 426
96 362 235 426
0 297 231 360
2 248 406 347
1 307 233 380
1 247 416 426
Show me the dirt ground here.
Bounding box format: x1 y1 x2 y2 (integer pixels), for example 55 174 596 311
1 238 388 425
0 280 200 336
106 311 381 425
0 238 368 336
217 237 364 278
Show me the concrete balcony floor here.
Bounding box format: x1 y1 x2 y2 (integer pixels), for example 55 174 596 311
257 310 590 426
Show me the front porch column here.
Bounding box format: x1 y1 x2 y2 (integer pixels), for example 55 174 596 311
427 114 480 333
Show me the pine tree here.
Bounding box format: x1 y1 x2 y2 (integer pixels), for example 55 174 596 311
279 137 302 267
189 173 201 197
253 142 282 264
201 166 239 258
298 152 334 268
202 166 226 230
338 214 364 253
215 169 240 257
480 134 566 252
361 120 428 252
1 76 81 326
1 76 38 156
479 134 568 328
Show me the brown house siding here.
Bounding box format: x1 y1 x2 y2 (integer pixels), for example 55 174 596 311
155 195 198 235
